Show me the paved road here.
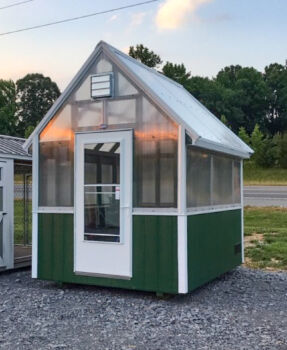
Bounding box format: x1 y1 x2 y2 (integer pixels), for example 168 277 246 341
244 186 287 207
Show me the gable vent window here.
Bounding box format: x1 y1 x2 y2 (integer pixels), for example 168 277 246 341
91 73 113 99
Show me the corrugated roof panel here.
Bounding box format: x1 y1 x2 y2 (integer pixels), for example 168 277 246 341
0 135 31 158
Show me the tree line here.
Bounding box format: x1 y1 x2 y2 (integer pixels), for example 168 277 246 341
0 44 286 167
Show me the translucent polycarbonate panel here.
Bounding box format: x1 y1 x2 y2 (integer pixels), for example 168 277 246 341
95 57 113 74
141 157 156 204
213 155 233 205
107 99 136 125
186 147 211 207
115 71 138 96
77 102 103 128
40 105 72 142
39 141 73 206
134 97 178 207
233 161 241 204
39 104 74 207
160 157 176 204
0 219 2 259
0 187 3 211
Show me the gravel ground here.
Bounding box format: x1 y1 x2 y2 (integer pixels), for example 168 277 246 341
0 267 286 350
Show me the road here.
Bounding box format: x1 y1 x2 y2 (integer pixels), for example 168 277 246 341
244 186 287 207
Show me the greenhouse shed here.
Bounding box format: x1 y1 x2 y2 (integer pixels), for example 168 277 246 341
24 41 253 294
0 135 32 272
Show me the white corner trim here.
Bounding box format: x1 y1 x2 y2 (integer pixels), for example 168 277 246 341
32 136 39 279
178 215 188 294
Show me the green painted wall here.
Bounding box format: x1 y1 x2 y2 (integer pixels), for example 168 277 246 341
38 214 178 294
187 210 242 292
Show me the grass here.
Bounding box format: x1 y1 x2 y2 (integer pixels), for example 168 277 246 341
14 199 32 245
244 162 287 185
244 206 287 271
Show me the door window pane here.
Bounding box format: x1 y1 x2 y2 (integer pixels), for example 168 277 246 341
84 186 120 242
84 143 120 242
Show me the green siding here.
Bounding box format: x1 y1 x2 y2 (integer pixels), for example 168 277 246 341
187 210 242 292
38 214 178 294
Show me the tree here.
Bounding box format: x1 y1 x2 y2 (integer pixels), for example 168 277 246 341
264 63 287 135
274 132 287 168
162 62 191 85
216 66 268 134
129 44 162 68
238 127 250 145
16 73 60 137
0 79 17 136
250 124 275 167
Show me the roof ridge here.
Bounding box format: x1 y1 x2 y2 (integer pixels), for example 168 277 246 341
0 134 26 141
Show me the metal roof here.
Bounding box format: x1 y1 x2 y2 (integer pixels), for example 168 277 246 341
24 41 253 158
0 135 31 160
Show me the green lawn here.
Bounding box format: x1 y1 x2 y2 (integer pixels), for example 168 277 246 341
244 206 287 271
244 162 287 185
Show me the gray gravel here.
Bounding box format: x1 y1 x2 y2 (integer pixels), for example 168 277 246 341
0 267 286 350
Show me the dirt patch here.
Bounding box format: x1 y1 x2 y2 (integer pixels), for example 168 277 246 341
244 232 264 248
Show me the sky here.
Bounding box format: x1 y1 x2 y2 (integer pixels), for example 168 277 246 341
0 0 286 90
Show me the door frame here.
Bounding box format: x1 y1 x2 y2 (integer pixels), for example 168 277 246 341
0 158 14 269
74 129 133 279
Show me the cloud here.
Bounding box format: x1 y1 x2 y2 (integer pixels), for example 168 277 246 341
156 0 212 30
131 12 147 27
108 14 118 22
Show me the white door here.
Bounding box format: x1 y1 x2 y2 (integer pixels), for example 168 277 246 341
74 130 133 278
0 162 9 268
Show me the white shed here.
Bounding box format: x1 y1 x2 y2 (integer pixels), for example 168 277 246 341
0 135 32 271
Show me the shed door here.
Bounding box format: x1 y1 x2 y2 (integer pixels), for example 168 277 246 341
0 162 9 268
75 131 133 278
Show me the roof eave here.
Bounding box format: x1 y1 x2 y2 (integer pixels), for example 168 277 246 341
0 153 32 161
194 137 253 159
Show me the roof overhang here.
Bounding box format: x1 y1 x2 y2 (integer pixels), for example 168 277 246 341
0 153 32 161
193 137 253 159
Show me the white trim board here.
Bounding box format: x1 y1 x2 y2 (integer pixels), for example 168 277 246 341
177 215 188 294
31 136 39 279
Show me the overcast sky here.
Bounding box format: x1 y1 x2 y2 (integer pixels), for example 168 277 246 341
0 0 286 90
